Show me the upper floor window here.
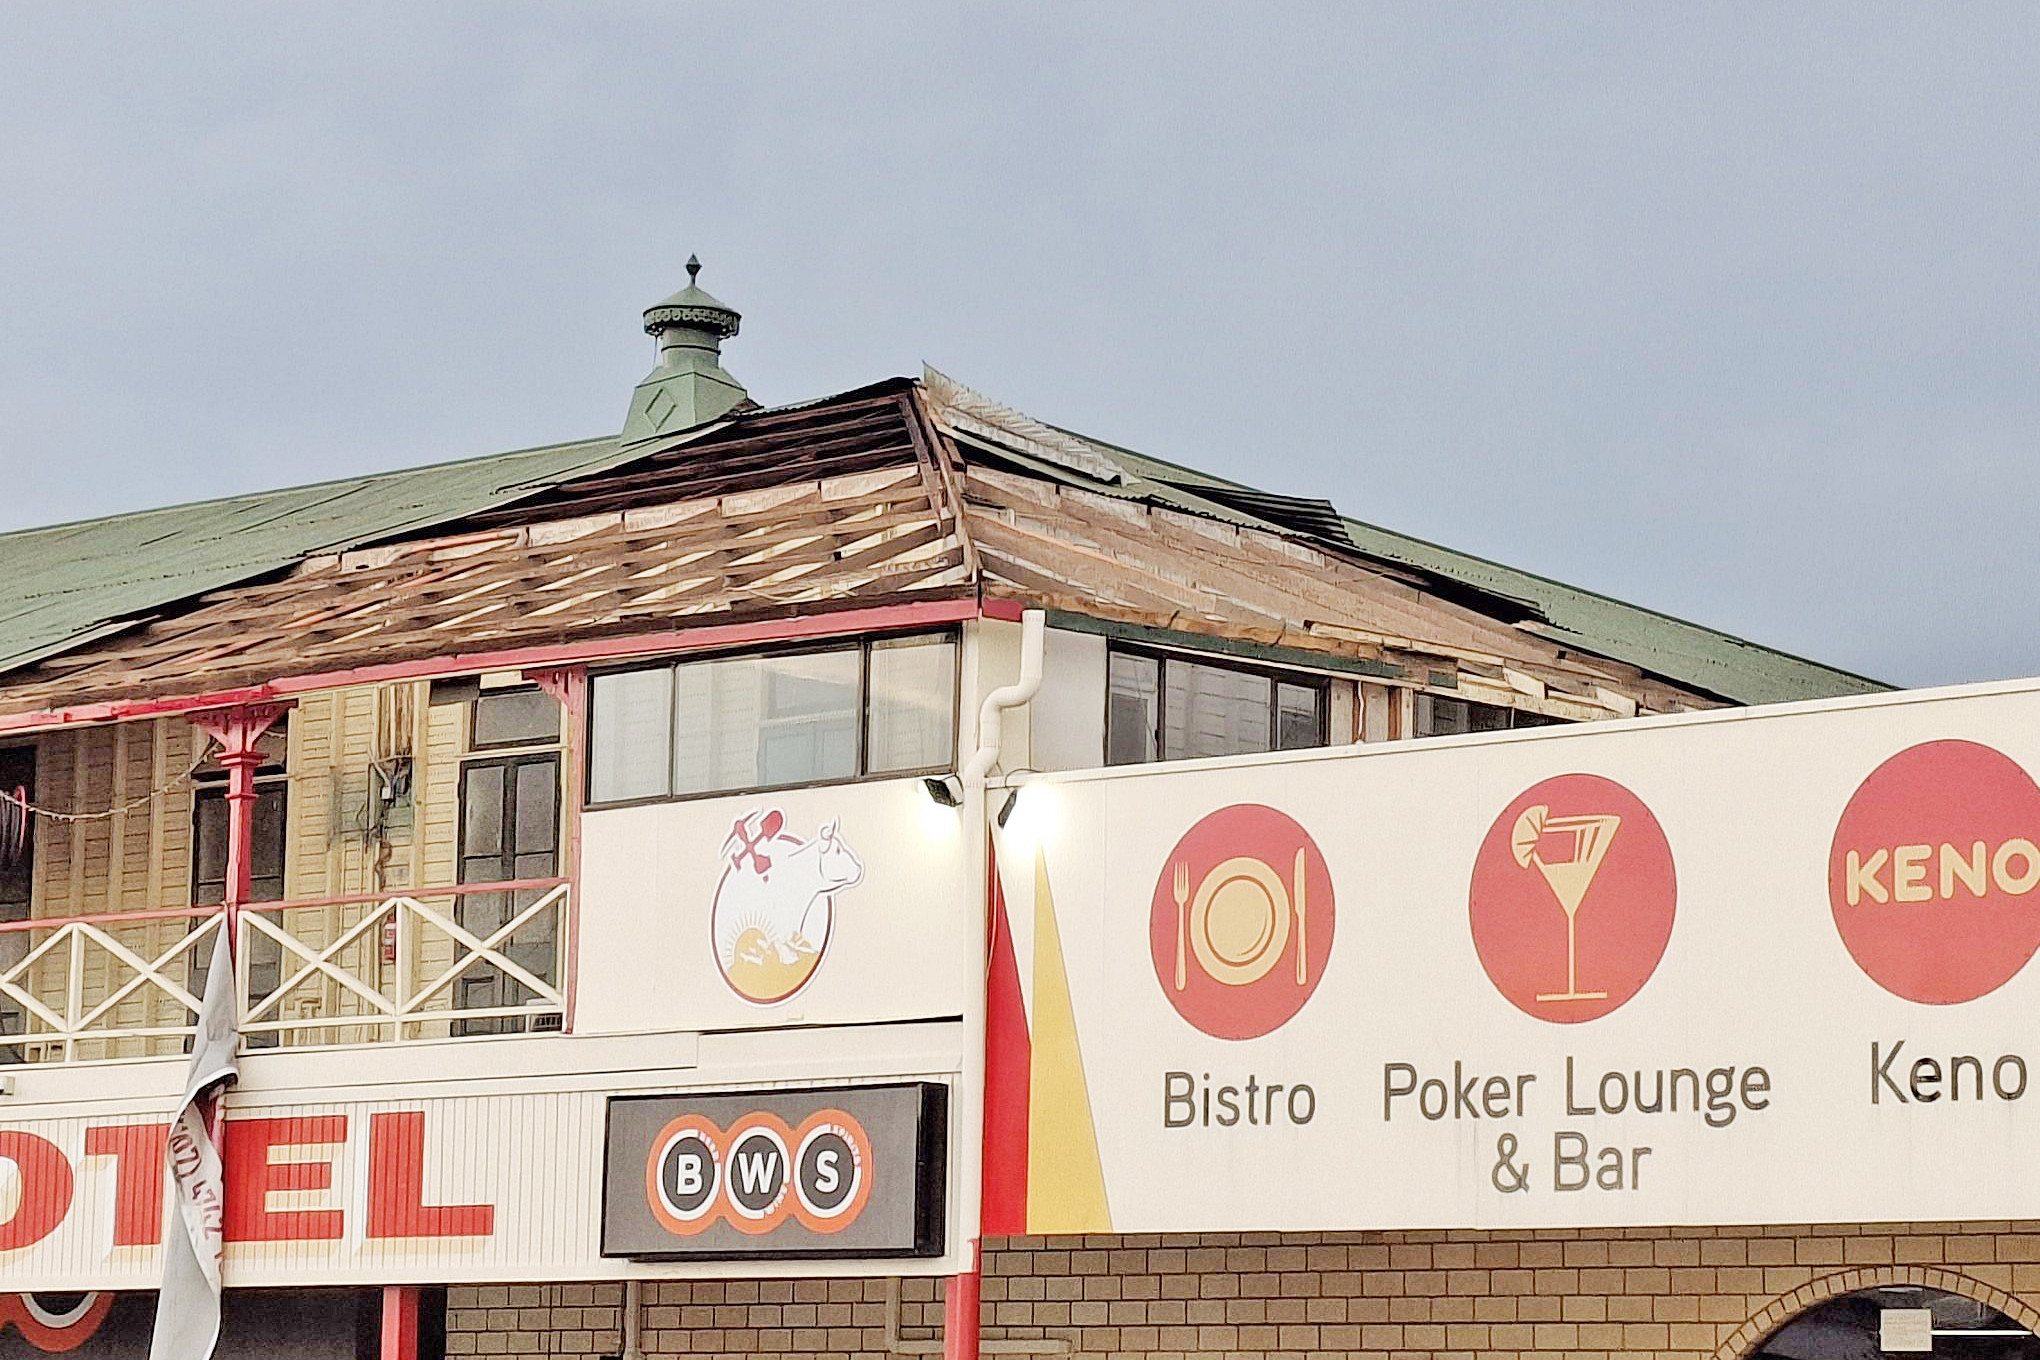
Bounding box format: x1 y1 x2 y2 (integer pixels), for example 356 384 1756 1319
1415 694 1561 737
470 687 561 750
587 632 957 805
1106 646 1326 766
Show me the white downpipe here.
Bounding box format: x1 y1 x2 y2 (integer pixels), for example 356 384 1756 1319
963 610 1046 786
620 1279 646 1360
953 608 1045 1289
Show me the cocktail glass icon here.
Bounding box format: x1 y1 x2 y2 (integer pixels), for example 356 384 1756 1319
1511 805 1622 1003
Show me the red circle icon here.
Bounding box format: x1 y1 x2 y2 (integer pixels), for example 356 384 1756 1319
1469 774 1676 1023
1829 740 2040 1005
1148 804 1335 1040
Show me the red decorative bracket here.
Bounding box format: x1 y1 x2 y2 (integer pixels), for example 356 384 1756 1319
523 666 585 710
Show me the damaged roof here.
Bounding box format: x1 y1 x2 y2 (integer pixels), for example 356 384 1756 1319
921 368 1885 706
0 371 1883 710
0 433 644 676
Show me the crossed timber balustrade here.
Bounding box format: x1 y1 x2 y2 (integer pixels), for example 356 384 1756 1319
0 878 569 1063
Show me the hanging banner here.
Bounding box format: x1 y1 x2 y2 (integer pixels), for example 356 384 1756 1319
992 680 2040 1233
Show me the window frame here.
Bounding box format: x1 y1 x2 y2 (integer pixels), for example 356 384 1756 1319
1413 692 1561 738
189 770 290 907
1103 643 1331 767
583 628 962 810
467 685 564 753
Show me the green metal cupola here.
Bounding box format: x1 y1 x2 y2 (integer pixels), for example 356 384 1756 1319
620 256 747 443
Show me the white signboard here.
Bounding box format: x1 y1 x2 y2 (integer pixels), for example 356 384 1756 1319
576 778 971 1034
991 681 2040 1233
0 1030 964 1290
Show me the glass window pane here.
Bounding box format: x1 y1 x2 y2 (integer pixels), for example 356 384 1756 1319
1416 694 1460 736
674 649 860 794
1106 652 1159 765
1164 660 1272 760
514 758 559 857
473 690 560 748
1468 703 1512 733
589 669 673 802
760 651 860 786
1276 682 1324 751
868 635 956 774
193 789 229 904
1416 695 1513 737
249 784 287 896
462 765 505 861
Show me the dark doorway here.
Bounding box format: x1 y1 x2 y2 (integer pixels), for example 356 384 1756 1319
1757 1285 2038 1358
190 775 288 1049
454 751 560 1034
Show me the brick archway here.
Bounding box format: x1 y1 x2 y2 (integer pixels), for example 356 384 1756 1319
1714 1265 2040 1360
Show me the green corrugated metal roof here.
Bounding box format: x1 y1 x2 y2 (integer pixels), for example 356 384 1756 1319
0 434 627 676
1326 516 1887 705
1039 424 1887 706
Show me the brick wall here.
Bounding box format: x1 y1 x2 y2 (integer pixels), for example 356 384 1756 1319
446 1224 2040 1359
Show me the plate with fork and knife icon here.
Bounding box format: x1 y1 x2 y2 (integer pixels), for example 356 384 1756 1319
1148 804 1336 1040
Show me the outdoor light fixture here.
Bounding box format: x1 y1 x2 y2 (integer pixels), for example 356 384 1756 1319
923 774 964 807
996 786 1021 829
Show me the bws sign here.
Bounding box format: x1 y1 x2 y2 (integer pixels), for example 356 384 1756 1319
602 1085 946 1260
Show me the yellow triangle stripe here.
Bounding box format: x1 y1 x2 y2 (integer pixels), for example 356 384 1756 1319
1025 851 1112 1233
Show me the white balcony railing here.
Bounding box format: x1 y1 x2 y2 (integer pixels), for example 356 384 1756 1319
0 879 569 1064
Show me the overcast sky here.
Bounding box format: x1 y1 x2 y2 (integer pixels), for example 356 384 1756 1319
1 5 2035 688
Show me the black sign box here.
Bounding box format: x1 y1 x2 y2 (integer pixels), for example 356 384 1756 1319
602 1082 947 1260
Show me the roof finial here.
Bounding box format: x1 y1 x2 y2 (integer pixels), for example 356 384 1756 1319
622 260 746 442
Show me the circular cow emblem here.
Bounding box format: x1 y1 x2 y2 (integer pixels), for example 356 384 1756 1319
1470 773 1677 1023
1829 740 2040 1004
1148 804 1335 1040
713 810 865 1005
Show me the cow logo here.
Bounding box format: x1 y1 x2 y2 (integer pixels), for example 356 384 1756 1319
1148 804 1335 1040
0 1293 114 1352
1830 740 2040 1004
1470 774 1676 1023
645 1109 873 1237
713 811 865 1005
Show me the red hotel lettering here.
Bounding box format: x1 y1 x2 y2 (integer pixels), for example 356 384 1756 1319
0 1110 495 1248
84 1122 168 1247
0 1130 73 1251
223 1115 349 1242
366 1111 495 1238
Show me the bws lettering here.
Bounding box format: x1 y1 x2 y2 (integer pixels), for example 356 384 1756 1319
646 1108 874 1237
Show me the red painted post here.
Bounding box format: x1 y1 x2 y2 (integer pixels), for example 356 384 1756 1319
190 703 291 962
379 1285 420 1360
945 1247 981 1360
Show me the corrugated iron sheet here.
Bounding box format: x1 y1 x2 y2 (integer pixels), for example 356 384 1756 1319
0 435 637 677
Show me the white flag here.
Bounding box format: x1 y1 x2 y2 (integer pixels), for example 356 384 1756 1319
151 921 240 1360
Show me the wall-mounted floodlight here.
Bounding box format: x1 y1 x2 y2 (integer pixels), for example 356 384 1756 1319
923 774 964 807
996 786 1022 829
